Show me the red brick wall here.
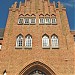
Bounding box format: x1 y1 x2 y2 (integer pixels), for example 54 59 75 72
0 0 74 75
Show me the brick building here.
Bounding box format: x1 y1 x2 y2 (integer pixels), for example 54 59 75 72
0 0 75 75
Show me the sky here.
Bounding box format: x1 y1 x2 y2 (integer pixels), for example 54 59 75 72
0 0 75 30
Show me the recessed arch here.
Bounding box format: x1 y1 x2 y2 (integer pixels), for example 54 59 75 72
42 34 49 38
19 14 24 17
19 61 56 75
51 14 56 17
31 14 36 16
45 14 50 17
51 34 58 38
39 14 44 17
25 14 30 16
17 34 23 38
25 34 32 38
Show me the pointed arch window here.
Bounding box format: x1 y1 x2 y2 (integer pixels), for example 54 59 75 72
3 70 7 75
0 43 2 49
25 35 32 48
51 35 59 48
42 35 49 48
16 34 23 47
73 35 75 41
29 70 46 75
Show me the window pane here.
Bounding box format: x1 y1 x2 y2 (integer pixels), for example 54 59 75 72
51 35 58 48
51 18 56 24
45 18 50 24
25 35 32 48
29 70 46 75
42 35 49 48
24 18 29 24
30 18 36 24
18 18 24 24
39 18 45 24
16 35 23 47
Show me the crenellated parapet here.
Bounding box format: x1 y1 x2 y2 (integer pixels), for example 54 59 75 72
9 0 66 14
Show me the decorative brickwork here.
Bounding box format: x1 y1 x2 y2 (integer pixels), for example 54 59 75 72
0 0 75 75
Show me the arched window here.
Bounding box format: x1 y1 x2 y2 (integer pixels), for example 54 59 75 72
0 43 2 49
3 70 6 75
16 34 23 47
51 35 59 48
42 35 49 48
73 35 75 41
29 70 46 75
25 35 32 48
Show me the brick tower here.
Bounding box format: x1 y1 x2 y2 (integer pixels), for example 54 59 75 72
0 0 74 75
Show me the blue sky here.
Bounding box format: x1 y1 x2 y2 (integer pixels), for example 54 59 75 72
0 0 75 30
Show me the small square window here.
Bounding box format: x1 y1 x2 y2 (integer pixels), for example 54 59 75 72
45 18 50 24
51 18 57 24
30 18 36 24
24 18 30 24
39 18 45 24
18 18 24 24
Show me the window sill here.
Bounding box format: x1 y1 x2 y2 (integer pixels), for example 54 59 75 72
39 23 45 25
15 46 23 49
51 23 57 25
24 23 29 25
18 23 23 25
42 47 50 49
45 23 51 25
30 23 36 25
52 47 59 49
24 47 32 49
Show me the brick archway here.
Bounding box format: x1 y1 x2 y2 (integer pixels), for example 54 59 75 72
19 61 56 75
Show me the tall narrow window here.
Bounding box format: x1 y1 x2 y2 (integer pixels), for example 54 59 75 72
51 35 59 48
16 34 23 47
18 18 24 24
39 18 45 24
25 35 32 48
42 35 49 48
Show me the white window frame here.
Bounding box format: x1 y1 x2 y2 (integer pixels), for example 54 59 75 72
25 35 32 48
30 18 36 24
18 18 24 24
39 18 45 24
16 35 23 47
24 18 30 24
51 35 59 48
45 18 50 24
51 18 56 24
42 35 49 48
0 44 2 49
74 35 75 41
